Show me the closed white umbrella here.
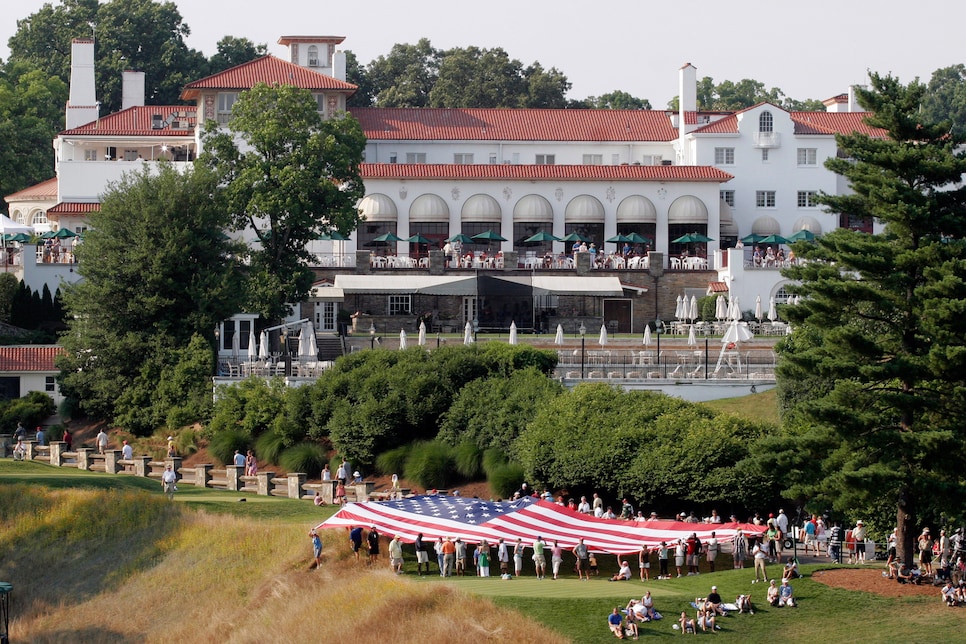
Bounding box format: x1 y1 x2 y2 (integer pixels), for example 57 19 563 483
418 321 427 346
642 325 652 346
231 326 240 359
674 295 684 319
687 324 697 346
755 295 763 322
299 321 317 359
554 324 565 345
259 330 270 360
768 297 778 322
464 321 474 345
399 329 408 350
509 321 518 345
248 326 258 361
722 320 755 344
715 295 727 320
599 324 608 346
689 295 699 322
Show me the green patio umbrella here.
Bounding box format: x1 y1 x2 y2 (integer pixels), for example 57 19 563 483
787 229 818 242
561 232 592 243
623 232 652 245
51 227 78 239
671 232 715 244
406 234 433 244
446 233 475 245
740 233 767 245
523 230 561 244
757 234 790 245
471 230 507 243
606 234 631 244
369 232 403 245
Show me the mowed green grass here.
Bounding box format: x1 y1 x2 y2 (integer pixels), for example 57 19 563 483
3 459 961 642
704 385 780 425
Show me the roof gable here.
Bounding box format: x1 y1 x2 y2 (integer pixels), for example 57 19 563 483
351 108 679 142
180 55 356 99
790 112 887 137
5 177 58 201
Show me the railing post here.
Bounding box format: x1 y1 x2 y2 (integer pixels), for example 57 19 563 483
104 449 122 474
287 472 306 499
256 472 275 496
194 463 212 488
75 447 94 470
132 456 152 478
225 465 243 492
49 441 64 467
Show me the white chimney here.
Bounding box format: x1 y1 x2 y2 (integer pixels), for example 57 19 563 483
66 38 99 129
678 63 697 165
122 70 145 110
847 85 865 113
332 50 346 82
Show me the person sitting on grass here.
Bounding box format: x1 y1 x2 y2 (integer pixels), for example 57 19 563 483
705 585 724 615
778 579 796 607
608 607 625 639
767 579 780 606
610 560 632 581
622 606 640 640
735 593 753 614
896 560 920 585
696 602 717 632
941 580 958 606
677 611 696 635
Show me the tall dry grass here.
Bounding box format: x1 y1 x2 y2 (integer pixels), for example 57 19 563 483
0 485 566 643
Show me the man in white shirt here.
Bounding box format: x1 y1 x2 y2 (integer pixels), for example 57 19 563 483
577 496 591 514
121 440 133 460
161 464 178 500
776 509 789 535
96 429 109 454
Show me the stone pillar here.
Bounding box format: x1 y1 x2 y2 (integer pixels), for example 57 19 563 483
322 480 336 504
287 472 306 499
0 434 9 458
194 463 212 488
428 249 445 275
24 441 37 461
256 472 275 496
647 252 665 277
163 457 182 480
75 447 94 470
353 480 375 502
50 441 64 467
355 250 372 274
502 251 518 270
225 465 243 492
132 456 152 478
104 449 122 474
575 252 592 274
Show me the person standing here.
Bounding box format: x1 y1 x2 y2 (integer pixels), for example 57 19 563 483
414 533 430 576
232 449 246 468
388 535 404 574
349 526 363 561
551 540 563 580
918 528 934 576
573 538 590 581
35 426 46 446
674 539 686 578
533 536 546 579
853 520 868 563
441 536 456 577
366 526 381 566
479 543 491 577
96 428 109 454
706 532 719 573
121 440 133 460
752 540 768 583
336 461 347 485
592 492 604 518
513 537 526 577
828 521 844 562
732 528 747 569
310 529 323 569
658 541 670 579
62 427 72 450
160 464 178 500
167 435 176 458
498 538 510 576
321 463 331 482
638 543 651 581
803 515 817 556
245 450 258 476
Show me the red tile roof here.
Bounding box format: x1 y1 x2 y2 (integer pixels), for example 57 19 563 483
707 281 730 293
790 112 886 138
47 202 101 214
351 108 680 142
5 178 58 201
180 55 357 99
0 346 64 372
361 163 732 182
60 106 198 136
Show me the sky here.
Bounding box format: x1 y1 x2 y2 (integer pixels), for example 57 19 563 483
2 0 964 108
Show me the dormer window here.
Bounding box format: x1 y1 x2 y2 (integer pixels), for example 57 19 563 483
759 111 773 133
216 92 239 125
307 45 319 67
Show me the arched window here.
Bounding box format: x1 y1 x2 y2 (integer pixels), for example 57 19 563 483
31 210 48 226
759 111 773 133
307 45 319 67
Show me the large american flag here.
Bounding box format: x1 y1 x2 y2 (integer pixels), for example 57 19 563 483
316 495 765 555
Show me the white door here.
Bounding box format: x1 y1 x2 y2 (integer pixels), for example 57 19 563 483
462 297 478 327
314 301 337 332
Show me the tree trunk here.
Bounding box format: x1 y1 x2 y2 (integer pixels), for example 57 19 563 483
897 487 915 566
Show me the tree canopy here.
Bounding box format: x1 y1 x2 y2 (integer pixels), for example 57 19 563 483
773 72 966 564
58 163 245 426
666 76 824 112
199 83 366 321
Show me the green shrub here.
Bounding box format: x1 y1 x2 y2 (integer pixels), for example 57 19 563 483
482 447 508 476
255 431 286 466
0 392 56 430
278 443 328 478
453 441 483 479
375 445 411 476
404 441 455 489
487 463 525 499
174 429 199 457
207 429 251 465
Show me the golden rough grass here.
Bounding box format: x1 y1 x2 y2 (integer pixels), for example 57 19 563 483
0 486 565 643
